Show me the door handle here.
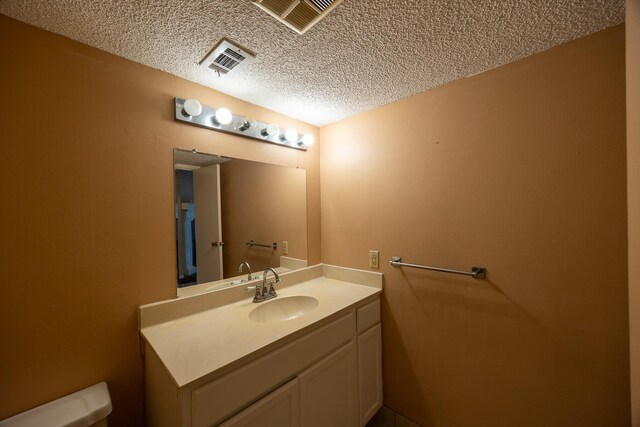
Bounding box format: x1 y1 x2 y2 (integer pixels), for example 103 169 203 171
211 241 225 247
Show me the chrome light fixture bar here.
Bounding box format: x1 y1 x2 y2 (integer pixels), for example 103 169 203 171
174 97 308 151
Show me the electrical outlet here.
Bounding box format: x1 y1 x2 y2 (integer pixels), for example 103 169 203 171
282 240 289 255
369 250 379 268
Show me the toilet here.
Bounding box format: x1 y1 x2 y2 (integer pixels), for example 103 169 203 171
0 382 112 427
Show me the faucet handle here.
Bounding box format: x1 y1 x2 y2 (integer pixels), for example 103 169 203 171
250 283 264 302
267 280 278 297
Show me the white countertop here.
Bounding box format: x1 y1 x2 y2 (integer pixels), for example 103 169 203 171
140 265 382 388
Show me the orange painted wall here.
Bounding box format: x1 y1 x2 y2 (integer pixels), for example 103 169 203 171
0 15 320 424
627 0 640 424
320 26 628 426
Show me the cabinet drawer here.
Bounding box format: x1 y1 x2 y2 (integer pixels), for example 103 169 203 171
357 299 380 333
192 312 354 427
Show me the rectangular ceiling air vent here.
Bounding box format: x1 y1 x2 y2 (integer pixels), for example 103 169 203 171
200 38 256 75
253 0 343 34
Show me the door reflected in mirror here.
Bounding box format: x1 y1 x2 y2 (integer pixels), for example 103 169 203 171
174 149 308 291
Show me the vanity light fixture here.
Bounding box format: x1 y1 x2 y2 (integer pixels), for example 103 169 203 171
283 128 299 144
301 133 315 147
183 99 202 117
174 98 308 151
213 108 233 126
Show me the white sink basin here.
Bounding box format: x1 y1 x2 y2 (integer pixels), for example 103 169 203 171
249 296 319 323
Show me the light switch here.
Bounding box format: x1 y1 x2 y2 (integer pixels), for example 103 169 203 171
282 240 289 255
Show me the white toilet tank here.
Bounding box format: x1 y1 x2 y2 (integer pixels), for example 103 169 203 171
0 382 112 427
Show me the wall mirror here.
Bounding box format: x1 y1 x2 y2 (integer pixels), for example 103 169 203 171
174 149 308 294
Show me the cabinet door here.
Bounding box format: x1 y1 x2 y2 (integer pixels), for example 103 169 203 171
358 323 382 426
298 341 357 427
218 379 299 427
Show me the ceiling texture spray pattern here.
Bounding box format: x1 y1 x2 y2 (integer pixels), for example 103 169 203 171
0 0 624 126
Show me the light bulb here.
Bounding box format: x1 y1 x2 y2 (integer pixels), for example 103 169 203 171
261 123 279 137
183 99 202 117
301 133 315 147
284 128 298 144
214 108 232 125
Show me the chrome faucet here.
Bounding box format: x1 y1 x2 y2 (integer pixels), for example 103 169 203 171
251 268 281 303
238 262 252 281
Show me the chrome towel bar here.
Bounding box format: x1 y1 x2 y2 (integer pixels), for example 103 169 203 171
390 256 486 279
246 240 278 250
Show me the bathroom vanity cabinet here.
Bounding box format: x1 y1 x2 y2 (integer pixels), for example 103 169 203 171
140 265 383 427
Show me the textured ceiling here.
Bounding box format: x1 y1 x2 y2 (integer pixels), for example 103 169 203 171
0 1 624 126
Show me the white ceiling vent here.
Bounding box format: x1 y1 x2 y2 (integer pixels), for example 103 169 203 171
253 0 343 34
200 38 256 75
